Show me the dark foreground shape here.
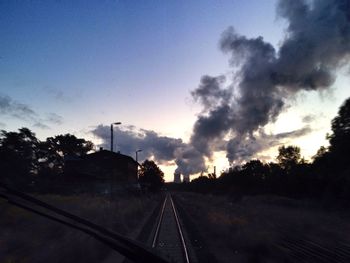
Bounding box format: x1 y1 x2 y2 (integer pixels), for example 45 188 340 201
172 194 218 263
0 183 169 263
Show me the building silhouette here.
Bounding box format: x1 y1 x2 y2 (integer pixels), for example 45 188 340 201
65 149 139 193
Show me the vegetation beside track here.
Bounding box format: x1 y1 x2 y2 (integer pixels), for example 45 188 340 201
0 193 160 263
175 192 350 263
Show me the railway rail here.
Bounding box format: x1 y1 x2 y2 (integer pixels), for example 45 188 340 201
1 183 197 263
151 194 192 263
6 183 347 263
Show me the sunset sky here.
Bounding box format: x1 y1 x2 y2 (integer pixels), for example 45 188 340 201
1 0 350 181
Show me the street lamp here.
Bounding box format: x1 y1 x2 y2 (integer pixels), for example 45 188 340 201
110 122 121 200
110 122 121 152
135 149 142 162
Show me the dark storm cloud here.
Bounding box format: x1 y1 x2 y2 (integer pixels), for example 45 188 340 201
271 0 350 91
190 104 233 156
90 125 206 175
189 0 350 165
191 75 232 111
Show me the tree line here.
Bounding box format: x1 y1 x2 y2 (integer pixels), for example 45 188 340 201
182 97 350 201
2 97 349 197
0 130 93 191
0 128 165 193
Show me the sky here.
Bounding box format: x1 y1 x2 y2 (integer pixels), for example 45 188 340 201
1 0 350 181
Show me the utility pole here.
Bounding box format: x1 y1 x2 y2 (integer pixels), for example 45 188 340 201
110 122 121 200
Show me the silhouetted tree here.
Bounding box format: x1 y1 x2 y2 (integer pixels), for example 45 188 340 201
138 160 164 192
47 134 93 157
0 128 94 191
39 134 93 174
37 141 59 172
328 97 350 165
315 97 350 199
242 159 268 179
0 128 39 188
188 175 219 193
312 146 328 161
276 145 301 171
311 146 331 175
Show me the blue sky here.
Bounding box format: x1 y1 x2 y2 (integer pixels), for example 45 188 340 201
1 0 349 181
0 1 280 135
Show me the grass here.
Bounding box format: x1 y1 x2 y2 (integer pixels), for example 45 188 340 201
175 192 350 263
0 193 160 263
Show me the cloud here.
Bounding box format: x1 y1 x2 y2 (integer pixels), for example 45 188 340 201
191 75 232 111
90 123 311 175
44 87 70 102
46 113 63 125
0 94 63 129
188 0 350 165
274 126 312 140
0 95 37 121
226 126 313 164
174 145 207 176
33 122 50 129
302 114 316 124
190 104 233 157
90 124 206 176
301 112 327 124
91 0 347 175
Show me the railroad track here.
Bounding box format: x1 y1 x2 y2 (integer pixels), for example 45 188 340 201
151 193 192 263
148 194 350 263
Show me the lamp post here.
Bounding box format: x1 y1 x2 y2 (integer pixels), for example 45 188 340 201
135 149 142 182
110 122 121 152
135 149 142 162
110 122 121 200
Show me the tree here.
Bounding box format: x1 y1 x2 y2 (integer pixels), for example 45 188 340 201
242 159 268 179
138 160 164 192
39 134 94 174
47 134 93 157
328 97 350 164
276 145 301 171
312 146 328 161
313 97 350 199
0 128 39 188
37 140 61 172
0 128 94 191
